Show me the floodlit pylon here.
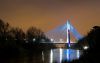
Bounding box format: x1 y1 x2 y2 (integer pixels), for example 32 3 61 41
66 19 83 47
45 19 83 43
66 20 71 47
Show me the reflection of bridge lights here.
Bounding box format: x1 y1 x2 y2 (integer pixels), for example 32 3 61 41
50 49 53 63
76 50 80 59
67 49 70 61
59 48 63 63
83 46 89 50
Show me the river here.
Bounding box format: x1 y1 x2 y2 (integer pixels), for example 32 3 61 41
42 48 83 63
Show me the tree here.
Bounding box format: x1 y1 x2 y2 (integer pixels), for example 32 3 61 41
0 19 10 40
0 19 26 63
70 26 100 63
0 19 53 63
26 27 51 63
26 27 46 43
8 27 25 40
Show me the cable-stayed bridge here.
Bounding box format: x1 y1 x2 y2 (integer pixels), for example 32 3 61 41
40 20 83 63
43 19 83 48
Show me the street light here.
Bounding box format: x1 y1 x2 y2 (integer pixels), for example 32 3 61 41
83 46 89 50
50 38 54 42
33 38 36 42
60 39 63 42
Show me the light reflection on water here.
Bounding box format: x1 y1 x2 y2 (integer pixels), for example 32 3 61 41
45 48 82 63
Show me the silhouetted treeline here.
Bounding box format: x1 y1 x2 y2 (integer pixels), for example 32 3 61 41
0 19 53 63
68 26 100 63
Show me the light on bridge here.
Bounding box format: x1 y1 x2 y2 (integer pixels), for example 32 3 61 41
50 38 54 42
33 38 36 42
59 39 63 42
83 46 89 50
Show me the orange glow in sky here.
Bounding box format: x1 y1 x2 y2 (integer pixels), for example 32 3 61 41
0 0 100 35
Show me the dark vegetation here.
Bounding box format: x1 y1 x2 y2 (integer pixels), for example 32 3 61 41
0 19 53 63
69 26 100 63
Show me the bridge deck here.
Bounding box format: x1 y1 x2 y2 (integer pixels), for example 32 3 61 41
35 42 81 50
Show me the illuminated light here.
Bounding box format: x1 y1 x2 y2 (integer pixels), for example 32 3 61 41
59 48 63 63
59 39 63 42
50 38 54 42
50 49 53 63
44 20 83 62
83 46 89 50
33 38 36 42
76 50 80 59
45 20 83 43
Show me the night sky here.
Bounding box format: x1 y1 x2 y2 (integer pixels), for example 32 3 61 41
0 0 100 36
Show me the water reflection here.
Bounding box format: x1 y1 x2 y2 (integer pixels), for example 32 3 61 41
60 48 63 63
50 49 53 63
42 51 44 62
44 48 82 63
0 48 82 63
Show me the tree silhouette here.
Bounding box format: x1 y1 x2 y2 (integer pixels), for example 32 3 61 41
26 27 45 43
26 27 50 63
0 19 26 63
0 19 10 40
70 26 100 63
0 19 53 63
9 27 25 40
